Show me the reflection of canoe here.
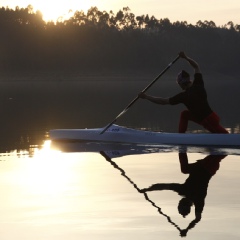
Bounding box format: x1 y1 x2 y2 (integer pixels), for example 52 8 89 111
50 141 173 158
50 141 240 157
50 124 240 147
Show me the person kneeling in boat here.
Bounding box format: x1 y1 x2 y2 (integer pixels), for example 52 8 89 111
138 51 228 133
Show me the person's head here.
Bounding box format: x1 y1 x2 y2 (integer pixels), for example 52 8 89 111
178 197 193 218
177 70 191 90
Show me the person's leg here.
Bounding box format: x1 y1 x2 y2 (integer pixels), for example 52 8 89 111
201 112 229 134
178 110 201 133
201 155 227 175
178 152 189 173
179 110 190 133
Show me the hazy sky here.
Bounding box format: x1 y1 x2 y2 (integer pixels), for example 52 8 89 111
0 0 239 25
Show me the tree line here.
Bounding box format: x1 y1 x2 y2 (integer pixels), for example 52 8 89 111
0 5 240 76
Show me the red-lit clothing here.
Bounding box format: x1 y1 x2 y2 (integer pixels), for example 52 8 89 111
178 110 229 133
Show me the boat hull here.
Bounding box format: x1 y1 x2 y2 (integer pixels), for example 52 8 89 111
49 125 240 147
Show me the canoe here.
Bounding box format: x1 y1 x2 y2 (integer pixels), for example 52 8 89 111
49 124 240 147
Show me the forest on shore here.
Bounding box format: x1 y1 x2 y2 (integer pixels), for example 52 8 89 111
0 5 240 77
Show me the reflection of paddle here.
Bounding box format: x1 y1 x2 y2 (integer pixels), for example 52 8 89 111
100 55 180 134
99 151 181 233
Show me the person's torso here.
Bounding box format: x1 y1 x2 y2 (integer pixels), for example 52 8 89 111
170 73 213 121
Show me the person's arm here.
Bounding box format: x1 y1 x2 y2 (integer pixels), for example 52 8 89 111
138 92 170 105
179 51 201 73
140 183 181 193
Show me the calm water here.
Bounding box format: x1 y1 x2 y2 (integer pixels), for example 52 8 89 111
0 73 240 239
0 141 240 240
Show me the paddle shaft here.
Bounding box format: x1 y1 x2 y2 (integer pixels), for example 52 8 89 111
100 151 181 232
100 55 180 134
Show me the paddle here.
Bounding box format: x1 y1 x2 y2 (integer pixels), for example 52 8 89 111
99 151 181 232
100 55 180 134
100 150 204 237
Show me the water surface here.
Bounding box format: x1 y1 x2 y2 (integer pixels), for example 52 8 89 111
0 73 240 239
0 141 239 239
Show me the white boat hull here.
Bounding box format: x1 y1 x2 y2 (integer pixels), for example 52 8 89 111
49 125 240 147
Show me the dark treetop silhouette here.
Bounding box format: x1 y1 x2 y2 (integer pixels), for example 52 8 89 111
1 6 240 75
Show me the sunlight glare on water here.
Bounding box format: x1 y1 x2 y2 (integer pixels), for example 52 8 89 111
0 141 104 238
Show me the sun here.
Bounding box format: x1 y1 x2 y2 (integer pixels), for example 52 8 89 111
2 0 100 22
34 2 74 22
32 0 94 22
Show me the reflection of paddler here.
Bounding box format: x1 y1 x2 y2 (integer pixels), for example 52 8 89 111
140 153 227 237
